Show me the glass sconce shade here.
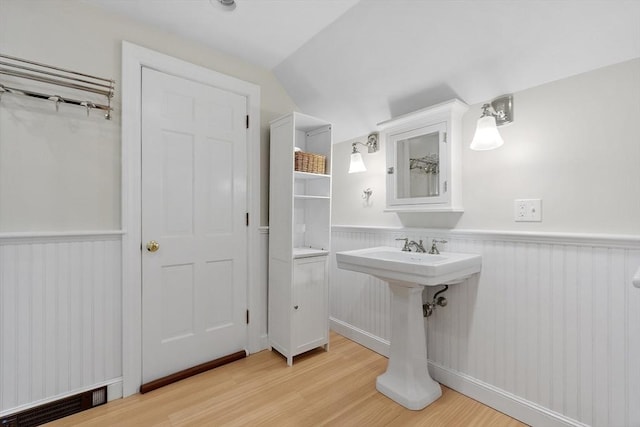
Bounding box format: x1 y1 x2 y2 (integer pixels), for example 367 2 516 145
470 115 504 151
348 152 366 173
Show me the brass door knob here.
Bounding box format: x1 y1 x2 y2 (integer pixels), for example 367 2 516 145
146 240 160 252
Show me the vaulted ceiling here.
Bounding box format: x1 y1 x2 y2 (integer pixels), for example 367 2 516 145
87 0 640 141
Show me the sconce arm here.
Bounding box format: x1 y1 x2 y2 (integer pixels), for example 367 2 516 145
353 132 379 153
479 94 513 126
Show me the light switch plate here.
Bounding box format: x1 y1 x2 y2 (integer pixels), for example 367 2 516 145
514 199 542 222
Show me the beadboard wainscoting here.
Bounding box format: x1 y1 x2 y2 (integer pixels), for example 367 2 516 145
1 228 271 415
330 226 640 427
0 232 123 415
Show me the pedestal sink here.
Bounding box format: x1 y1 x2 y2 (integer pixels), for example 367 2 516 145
336 246 482 410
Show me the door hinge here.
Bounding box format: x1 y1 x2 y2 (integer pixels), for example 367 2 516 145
444 181 448 192
245 212 249 226
246 115 249 129
246 309 250 324
443 132 447 143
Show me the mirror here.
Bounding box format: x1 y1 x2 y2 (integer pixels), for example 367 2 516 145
385 120 448 210
396 131 440 199
380 99 467 212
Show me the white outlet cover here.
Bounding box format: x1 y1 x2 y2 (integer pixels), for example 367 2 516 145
514 199 542 222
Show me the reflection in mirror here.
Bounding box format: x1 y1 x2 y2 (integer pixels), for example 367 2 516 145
396 131 440 199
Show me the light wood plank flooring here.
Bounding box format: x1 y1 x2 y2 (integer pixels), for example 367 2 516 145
48 332 526 426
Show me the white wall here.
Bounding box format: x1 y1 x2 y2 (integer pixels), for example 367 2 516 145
332 135 402 227
332 58 640 234
0 0 297 230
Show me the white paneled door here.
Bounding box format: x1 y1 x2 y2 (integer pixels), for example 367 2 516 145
141 67 247 384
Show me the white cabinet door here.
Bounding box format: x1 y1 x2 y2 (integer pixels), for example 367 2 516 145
293 256 328 354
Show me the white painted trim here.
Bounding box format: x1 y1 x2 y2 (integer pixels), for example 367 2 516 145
257 226 269 350
332 225 640 248
121 41 261 397
0 230 124 244
330 318 390 357
429 363 588 427
330 322 587 427
0 378 123 418
258 333 269 350
106 381 123 402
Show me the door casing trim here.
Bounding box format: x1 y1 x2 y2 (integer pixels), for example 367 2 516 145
121 41 261 397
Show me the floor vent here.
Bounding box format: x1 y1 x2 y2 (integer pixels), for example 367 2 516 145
0 386 107 427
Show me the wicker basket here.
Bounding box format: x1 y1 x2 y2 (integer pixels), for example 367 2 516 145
295 151 326 174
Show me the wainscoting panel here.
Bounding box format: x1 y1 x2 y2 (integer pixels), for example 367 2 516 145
331 226 640 427
0 233 122 414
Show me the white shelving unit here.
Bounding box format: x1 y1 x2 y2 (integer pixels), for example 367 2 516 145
268 112 332 365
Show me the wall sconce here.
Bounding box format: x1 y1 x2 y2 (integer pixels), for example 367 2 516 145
470 94 514 151
348 132 379 173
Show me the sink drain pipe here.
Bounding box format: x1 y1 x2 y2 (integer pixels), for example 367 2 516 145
423 285 448 317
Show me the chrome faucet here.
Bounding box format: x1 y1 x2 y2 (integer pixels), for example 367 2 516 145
395 237 411 251
396 237 426 252
429 239 447 255
408 240 426 253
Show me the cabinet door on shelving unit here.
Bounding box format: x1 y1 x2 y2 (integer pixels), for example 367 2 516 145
293 256 328 352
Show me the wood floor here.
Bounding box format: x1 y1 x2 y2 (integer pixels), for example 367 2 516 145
47 332 526 426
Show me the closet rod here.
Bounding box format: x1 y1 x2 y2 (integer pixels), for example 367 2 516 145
0 68 113 97
0 53 113 83
0 60 114 91
0 84 112 114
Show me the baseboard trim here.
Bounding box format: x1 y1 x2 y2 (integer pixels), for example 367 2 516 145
140 350 246 394
428 362 588 427
330 319 586 427
107 380 123 402
330 318 389 357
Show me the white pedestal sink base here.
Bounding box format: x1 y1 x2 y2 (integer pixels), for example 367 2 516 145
335 247 482 410
376 281 442 410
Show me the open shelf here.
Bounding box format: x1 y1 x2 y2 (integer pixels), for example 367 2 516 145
294 194 330 200
294 171 331 180
293 247 329 259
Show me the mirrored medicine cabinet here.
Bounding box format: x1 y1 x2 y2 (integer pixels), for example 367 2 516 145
378 99 468 212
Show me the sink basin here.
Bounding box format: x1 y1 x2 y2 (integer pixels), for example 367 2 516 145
336 246 482 286
336 245 482 410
